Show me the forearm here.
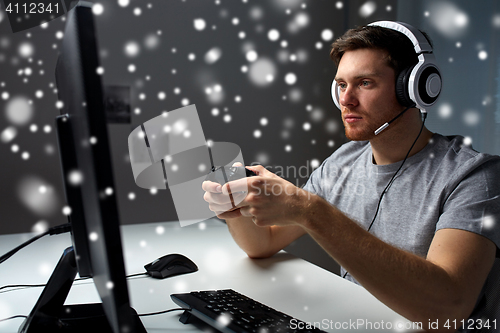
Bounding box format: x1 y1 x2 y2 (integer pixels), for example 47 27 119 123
225 215 276 258
302 197 472 328
225 214 307 259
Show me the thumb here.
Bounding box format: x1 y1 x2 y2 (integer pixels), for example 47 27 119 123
245 164 269 177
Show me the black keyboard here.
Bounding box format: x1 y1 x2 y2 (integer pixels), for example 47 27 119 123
171 289 326 333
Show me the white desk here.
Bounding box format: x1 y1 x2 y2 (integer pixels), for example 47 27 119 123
0 220 418 333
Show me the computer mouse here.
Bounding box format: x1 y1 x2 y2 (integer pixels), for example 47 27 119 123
144 254 198 279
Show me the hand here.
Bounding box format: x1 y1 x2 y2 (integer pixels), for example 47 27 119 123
220 165 313 227
202 162 248 220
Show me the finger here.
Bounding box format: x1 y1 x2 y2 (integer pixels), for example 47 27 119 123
207 192 247 210
204 191 240 205
216 208 242 220
202 180 222 193
221 178 251 195
209 201 236 213
231 192 248 207
239 206 253 217
245 164 267 176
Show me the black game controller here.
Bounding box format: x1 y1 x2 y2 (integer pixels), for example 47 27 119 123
205 165 257 185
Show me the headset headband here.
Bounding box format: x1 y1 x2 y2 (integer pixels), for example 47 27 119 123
368 21 433 53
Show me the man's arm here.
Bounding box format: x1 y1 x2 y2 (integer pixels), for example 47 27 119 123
225 216 306 259
202 179 306 258
206 165 496 329
226 165 496 331
297 196 496 330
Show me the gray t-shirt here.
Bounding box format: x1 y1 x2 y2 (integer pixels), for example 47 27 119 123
303 133 500 330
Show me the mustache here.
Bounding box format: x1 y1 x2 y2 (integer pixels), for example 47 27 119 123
341 108 365 117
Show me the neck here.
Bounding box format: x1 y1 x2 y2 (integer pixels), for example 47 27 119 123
370 111 433 165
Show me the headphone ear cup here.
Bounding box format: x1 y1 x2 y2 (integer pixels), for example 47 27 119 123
331 79 341 110
395 66 414 107
415 64 442 107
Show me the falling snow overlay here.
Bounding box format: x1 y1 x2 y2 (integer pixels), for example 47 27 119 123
0 0 499 233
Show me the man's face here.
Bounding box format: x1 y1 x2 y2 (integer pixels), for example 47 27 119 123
334 48 402 141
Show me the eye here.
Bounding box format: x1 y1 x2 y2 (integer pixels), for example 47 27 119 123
338 82 347 90
361 80 370 87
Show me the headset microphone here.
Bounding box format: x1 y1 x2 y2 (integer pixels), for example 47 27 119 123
374 104 416 135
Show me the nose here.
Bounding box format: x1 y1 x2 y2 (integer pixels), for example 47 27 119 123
340 85 358 108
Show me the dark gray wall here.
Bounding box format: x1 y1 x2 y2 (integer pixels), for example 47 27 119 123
0 0 499 276
0 0 348 234
397 0 500 155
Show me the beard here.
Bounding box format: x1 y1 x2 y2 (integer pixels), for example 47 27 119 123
342 106 403 141
345 129 374 141
343 121 377 141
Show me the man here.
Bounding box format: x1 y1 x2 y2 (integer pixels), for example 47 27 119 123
203 22 500 331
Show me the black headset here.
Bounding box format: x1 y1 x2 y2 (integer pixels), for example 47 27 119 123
331 21 442 112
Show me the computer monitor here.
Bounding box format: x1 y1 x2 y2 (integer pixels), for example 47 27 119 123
18 3 146 333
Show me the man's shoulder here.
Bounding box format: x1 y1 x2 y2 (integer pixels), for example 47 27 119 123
431 133 500 176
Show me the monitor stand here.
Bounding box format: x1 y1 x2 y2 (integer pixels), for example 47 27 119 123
18 247 146 333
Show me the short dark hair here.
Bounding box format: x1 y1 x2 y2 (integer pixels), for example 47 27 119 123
330 25 433 76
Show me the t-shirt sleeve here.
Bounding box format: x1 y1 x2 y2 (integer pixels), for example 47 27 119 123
436 158 500 253
302 159 329 197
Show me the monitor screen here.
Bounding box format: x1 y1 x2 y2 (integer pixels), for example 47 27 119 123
19 3 146 333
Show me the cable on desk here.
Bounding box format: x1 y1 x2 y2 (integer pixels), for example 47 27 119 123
0 283 47 293
0 315 28 323
0 273 147 294
0 301 185 325
126 272 148 279
0 223 72 265
0 308 188 323
138 307 188 317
